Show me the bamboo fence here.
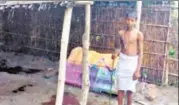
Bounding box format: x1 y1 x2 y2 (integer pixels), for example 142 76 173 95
0 3 177 84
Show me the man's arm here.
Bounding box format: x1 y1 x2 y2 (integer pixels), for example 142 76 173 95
113 30 123 56
136 31 144 73
113 36 120 56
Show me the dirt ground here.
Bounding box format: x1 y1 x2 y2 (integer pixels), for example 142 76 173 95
0 52 178 105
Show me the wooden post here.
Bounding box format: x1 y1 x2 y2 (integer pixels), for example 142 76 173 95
75 1 94 5
136 1 142 30
55 7 73 105
164 59 169 85
163 3 171 86
80 4 91 105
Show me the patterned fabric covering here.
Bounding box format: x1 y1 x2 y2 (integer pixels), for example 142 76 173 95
65 47 118 94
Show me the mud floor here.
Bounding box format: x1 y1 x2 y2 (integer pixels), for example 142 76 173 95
0 52 178 105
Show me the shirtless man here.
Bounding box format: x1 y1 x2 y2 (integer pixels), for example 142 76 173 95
112 11 144 105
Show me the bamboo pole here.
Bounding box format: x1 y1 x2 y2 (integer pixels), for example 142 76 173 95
169 73 178 77
136 1 142 30
164 57 169 85
74 1 94 5
55 7 73 105
163 4 171 86
80 4 91 105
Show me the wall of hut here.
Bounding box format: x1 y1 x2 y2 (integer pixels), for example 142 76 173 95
0 2 177 85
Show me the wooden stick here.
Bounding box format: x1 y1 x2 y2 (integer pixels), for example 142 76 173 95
55 7 73 105
144 39 170 43
143 52 166 56
167 58 178 62
80 3 91 105
92 20 170 28
141 66 162 71
169 73 178 77
0 1 53 5
134 100 148 105
74 1 94 5
136 1 142 30
140 23 170 28
163 6 171 85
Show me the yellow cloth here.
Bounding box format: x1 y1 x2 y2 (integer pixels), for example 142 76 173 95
67 47 119 68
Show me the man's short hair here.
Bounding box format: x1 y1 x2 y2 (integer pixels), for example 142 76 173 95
125 11 137 20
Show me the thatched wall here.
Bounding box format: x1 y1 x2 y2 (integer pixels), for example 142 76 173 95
167 6 178 85
0 2 177 84
89 7 171 84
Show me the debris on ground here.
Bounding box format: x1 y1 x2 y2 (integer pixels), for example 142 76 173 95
0 52 178 105
43 68 58 79
143 84 159 101
0 72 35 95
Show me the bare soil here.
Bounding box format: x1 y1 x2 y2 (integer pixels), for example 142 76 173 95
0 52 178 105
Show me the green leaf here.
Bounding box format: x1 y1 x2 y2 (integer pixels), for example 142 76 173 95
168 48 176 57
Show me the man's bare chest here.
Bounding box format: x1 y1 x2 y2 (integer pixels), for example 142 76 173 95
122 32 138 44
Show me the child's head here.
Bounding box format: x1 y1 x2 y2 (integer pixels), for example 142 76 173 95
125 11 137 29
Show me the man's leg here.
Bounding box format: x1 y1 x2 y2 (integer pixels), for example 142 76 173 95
117 90 124 105
127 91 133 105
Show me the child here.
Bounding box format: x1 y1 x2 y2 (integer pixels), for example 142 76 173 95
112 11 144 105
